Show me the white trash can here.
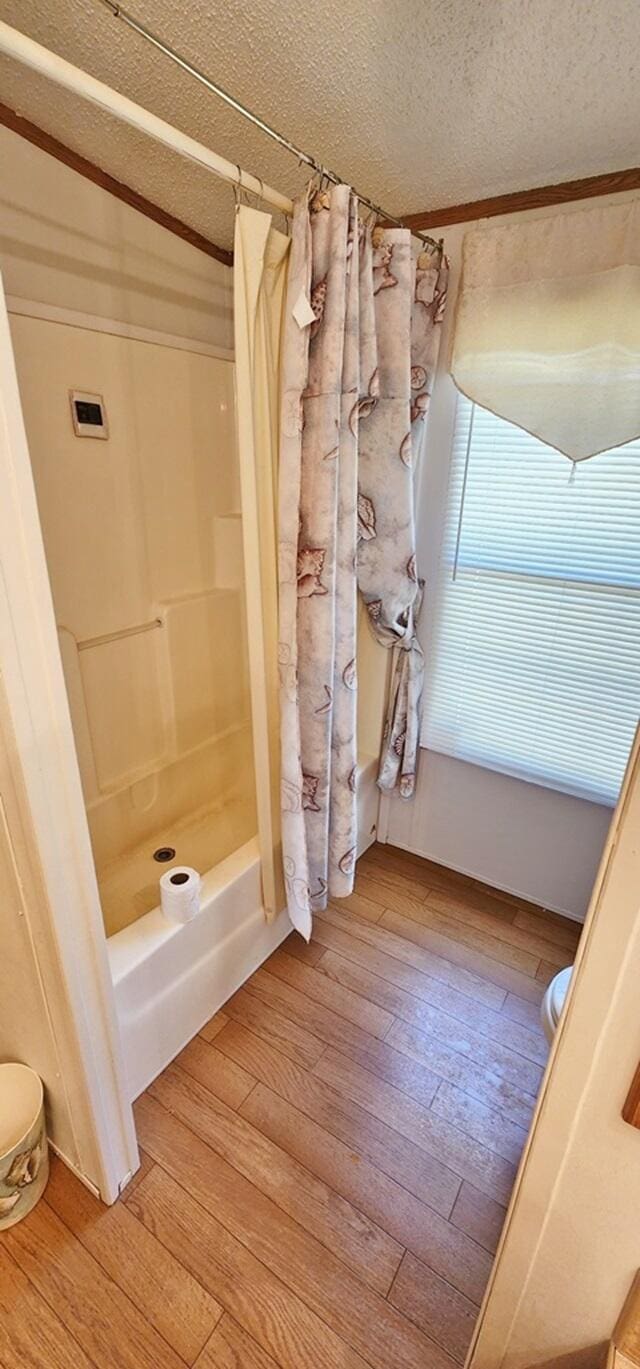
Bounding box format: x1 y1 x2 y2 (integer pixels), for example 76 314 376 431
0 1063 49 1229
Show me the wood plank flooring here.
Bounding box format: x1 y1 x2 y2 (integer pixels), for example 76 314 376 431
2 843 582 1369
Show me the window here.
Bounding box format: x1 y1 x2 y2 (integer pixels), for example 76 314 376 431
422 396 640 805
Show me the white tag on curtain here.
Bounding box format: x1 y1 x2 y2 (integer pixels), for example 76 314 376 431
292 289 316 329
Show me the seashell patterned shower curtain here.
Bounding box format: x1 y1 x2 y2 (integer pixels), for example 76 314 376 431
278 183 448 937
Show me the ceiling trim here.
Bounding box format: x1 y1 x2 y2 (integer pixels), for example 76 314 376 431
0 100 233 268
402 166 640 231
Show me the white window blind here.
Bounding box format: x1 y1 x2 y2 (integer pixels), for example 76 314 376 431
422 396 640 805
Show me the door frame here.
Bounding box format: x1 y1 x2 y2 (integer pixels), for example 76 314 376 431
467 723 640 1367
0 270 137 1200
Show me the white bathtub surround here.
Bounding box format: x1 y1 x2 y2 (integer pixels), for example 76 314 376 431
108 840 288 1099
356 754 381 859
108 755 378 1100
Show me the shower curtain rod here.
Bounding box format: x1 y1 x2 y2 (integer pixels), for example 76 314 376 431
0 20 293 216
99 0 443 254
0 16 442 251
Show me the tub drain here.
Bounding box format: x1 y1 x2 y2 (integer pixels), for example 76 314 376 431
153 846 176 863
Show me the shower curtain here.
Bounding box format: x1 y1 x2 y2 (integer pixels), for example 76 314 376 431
359 233 449 797
278 185 447 936
278 185 362 937
234 204 290 920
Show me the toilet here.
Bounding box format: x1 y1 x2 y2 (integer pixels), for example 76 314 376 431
540 966 573 1044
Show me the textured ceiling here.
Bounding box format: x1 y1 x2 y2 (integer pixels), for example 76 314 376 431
0 0 638 252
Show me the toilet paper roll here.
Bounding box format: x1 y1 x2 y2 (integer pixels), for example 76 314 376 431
159 866 201 924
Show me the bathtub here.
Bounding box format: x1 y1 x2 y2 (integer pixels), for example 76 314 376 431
108 755 379 1099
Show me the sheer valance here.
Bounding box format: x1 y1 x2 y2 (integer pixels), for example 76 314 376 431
451 197 640 461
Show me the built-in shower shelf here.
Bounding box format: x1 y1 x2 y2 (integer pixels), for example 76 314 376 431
75 617 163 652
57 582 250 800
213 512 244 588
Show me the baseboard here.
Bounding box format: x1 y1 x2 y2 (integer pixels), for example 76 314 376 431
380 837 586 925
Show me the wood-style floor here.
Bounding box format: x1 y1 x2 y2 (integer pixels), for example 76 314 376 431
1 843 582 1369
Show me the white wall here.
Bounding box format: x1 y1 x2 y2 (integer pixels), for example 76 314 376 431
385 198 637 920
387 750 612 921
0 124 233 347
471 729 640 1369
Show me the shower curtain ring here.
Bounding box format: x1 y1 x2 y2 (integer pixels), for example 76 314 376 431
245 174 264 211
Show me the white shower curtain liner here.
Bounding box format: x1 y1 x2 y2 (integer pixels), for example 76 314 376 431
233 204 290 920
